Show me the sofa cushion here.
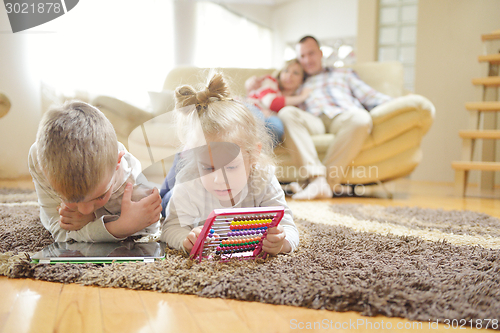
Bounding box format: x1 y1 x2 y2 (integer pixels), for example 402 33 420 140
311 134 335 154
148 90 175 115
342 147 422 184
354 128 422 166
127 112 180 172
92 95 154 148
163 67 276 97
350 61 404 98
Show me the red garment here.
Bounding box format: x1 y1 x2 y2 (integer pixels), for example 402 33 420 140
247 75 285 112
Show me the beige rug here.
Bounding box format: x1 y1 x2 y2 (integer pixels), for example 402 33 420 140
1 189 499 324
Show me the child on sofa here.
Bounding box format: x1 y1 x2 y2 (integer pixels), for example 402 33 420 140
245 59 310 115
160 73 299 255
29 101 162 242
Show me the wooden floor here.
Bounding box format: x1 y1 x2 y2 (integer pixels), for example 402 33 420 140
0 178 498 333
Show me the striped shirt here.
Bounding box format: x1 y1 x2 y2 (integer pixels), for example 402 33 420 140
302 67 392 118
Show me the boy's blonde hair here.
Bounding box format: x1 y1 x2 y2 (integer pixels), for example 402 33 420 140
174 73 274 174
36 101 118 202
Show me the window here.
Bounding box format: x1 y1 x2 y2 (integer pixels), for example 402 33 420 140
27 0 174 107
25 1 273 107
194 2 273 69
378 0 418 92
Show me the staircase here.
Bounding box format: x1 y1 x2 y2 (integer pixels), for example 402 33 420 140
452 30 500 196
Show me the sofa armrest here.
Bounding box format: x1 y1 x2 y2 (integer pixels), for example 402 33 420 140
92 95 154 147
371 94 435 125
368 94 435 146
92 95 153 122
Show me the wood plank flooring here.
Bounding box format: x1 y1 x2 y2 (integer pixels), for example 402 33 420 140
0 178 498 333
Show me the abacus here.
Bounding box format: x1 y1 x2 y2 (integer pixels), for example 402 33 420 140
190 206 285 262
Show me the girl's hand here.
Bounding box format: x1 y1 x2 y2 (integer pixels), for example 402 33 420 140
183 226 204 252
262 225 291 255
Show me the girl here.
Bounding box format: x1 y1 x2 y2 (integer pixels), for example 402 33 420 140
246 59 310 116
160 73 299 255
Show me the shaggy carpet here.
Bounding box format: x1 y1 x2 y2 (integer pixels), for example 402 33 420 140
1 188 499 324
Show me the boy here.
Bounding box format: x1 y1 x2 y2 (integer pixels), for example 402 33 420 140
28 101 162 242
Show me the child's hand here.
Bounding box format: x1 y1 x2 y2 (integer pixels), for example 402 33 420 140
262 225 291 255
301 87 312 98
285 87 312 106
183 226 204 252
261 107 274 118
245 75 265 93
106 183 162 238
58 203 95 231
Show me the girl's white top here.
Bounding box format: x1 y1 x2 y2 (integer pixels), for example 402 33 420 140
161 165 299 252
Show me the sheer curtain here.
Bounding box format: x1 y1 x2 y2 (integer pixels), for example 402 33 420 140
27 0 174 107
194 2 273 69
25 0 273 108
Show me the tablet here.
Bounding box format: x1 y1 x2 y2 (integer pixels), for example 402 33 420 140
31 241 166 264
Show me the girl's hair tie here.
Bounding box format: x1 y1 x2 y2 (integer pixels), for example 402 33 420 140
195 103 208 112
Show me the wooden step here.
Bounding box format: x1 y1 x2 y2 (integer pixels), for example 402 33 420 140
452 161 500 172
482 31 500 41
465 101 500 111
459 130 500 139
472 76 500 86
478 54 500 63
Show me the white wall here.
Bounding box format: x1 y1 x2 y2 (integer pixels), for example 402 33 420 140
271 0 358 66
412 0 500 183
223 3 273 28
0 7 41 178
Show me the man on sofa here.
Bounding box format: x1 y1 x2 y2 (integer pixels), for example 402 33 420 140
278 35 393 200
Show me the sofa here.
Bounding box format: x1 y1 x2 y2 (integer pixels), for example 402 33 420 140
92 61 435 186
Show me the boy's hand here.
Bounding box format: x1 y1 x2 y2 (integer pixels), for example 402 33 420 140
183 226 204 252
262 225 291 255
59 203 95 231
106 183 162 238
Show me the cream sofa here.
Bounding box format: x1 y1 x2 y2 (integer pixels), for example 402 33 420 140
92 62 435 186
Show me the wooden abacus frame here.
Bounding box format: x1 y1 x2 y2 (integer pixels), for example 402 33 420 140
190 206 285 262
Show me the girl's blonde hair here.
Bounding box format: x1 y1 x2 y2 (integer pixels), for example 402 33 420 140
174 72 275 175
36 101 118 202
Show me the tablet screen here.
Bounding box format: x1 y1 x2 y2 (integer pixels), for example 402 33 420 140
31 241 166 263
